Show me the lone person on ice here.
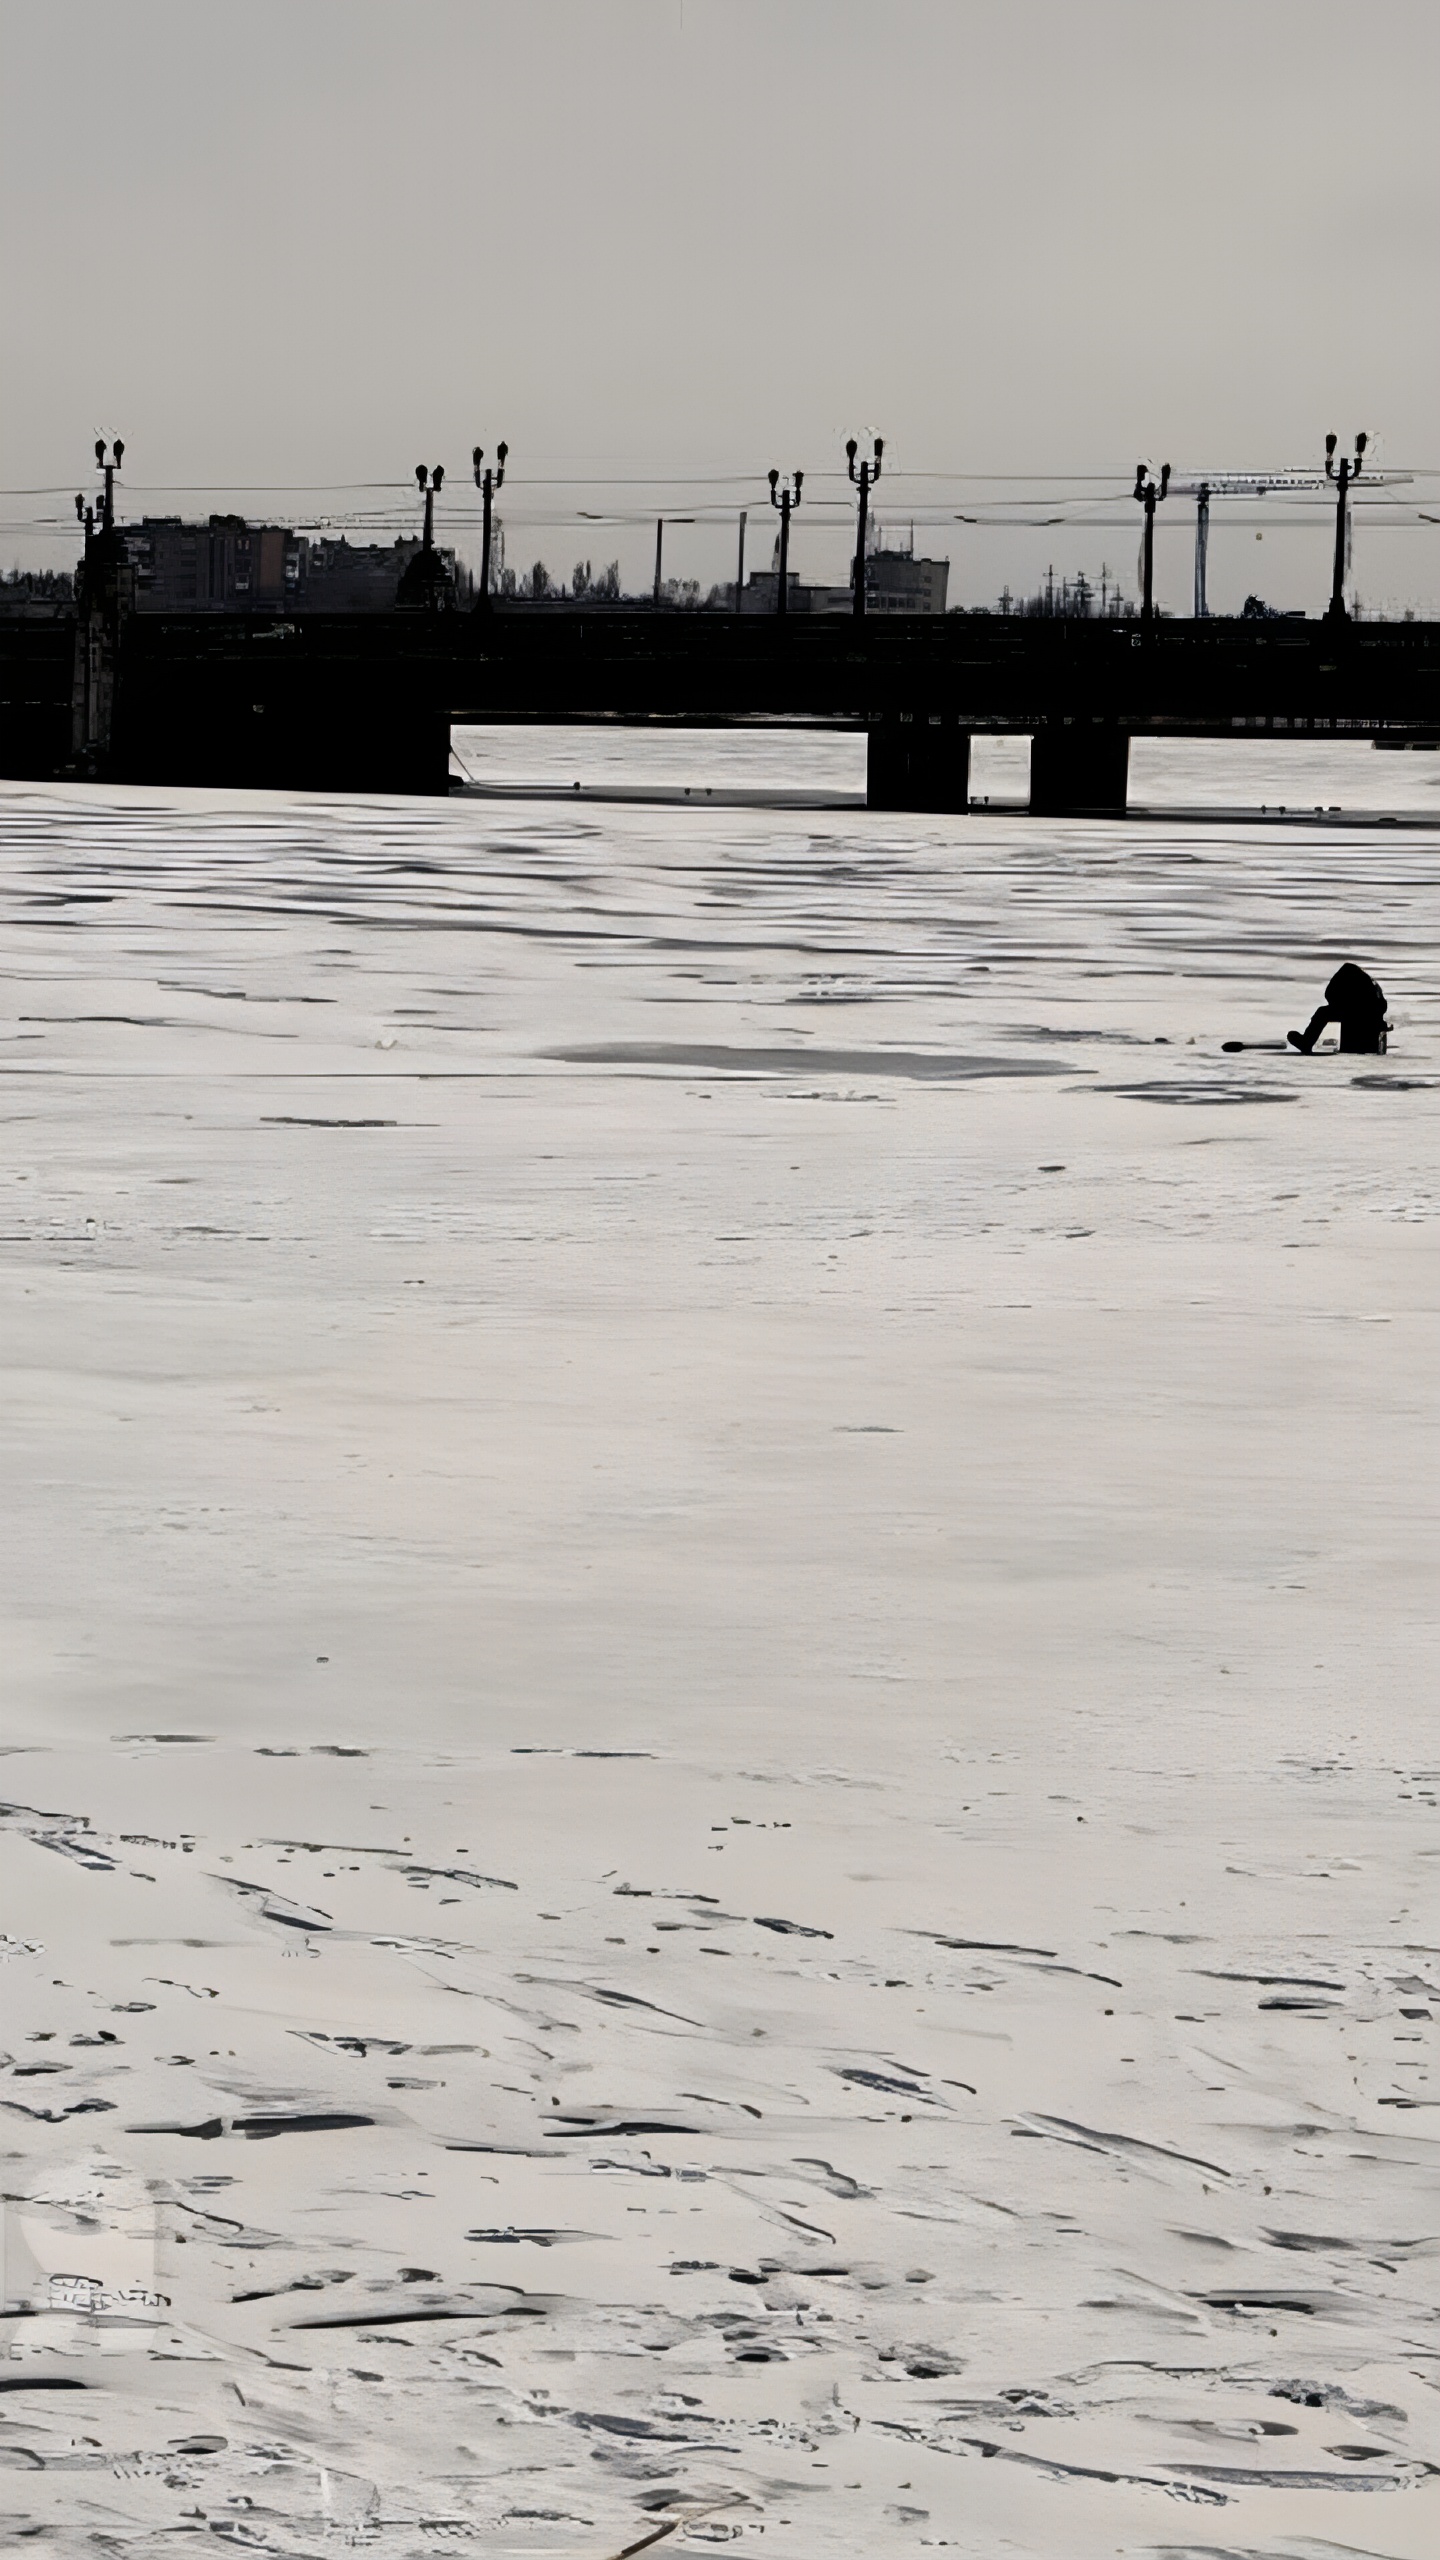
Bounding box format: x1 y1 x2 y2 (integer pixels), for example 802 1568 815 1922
1288 961 1389 1055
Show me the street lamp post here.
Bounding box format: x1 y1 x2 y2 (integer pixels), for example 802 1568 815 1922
845 436 883 619
71 438 127 770
397 464 458 610
95 437 123 528
471 442 508 608
1324 431 1367 623
767 469 802 617
416 462 444 554
1133 461 1170 625
76 439 124 554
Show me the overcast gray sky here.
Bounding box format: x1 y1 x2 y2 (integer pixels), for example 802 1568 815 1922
4 0 1438 611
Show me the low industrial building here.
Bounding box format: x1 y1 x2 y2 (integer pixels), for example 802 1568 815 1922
740 534 949 616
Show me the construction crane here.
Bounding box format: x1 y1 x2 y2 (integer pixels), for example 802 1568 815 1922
1169 473 1322 617
1169 463 1409 616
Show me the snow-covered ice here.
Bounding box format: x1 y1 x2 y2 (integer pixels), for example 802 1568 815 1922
3 733 1440 2555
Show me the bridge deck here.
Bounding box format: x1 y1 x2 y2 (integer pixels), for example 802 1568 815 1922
6 605 1440 802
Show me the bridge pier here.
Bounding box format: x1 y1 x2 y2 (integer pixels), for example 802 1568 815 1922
1029 721 1129 817
867 712 970 813
114 683 452 796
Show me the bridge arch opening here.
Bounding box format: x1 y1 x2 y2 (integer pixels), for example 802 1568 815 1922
445 720 867 807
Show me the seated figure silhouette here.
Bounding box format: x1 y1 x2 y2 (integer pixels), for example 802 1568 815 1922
1288 961 1388 1056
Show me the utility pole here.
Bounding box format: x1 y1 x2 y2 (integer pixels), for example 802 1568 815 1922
767 469 802 617
471 442 508 608
1324 431 1367 623
650 516 694 609
845 436 883 619
1133 461 1170 625
735 508 746 612
1193 483 1210 618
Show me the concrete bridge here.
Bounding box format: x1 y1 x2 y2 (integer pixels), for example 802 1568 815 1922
4 574 1439 813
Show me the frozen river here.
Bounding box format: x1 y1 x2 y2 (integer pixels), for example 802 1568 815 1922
3 734 1440 2555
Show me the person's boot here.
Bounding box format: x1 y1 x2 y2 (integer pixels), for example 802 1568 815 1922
1287 1028 1314 1053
